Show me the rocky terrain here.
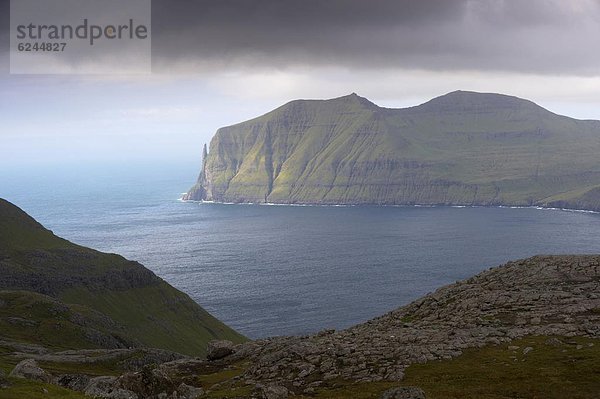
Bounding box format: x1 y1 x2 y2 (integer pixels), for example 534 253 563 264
234 255 600 385
184 91 600 211
3 254 599 398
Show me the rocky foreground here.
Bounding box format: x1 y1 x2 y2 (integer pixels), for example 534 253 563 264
3 254 599 398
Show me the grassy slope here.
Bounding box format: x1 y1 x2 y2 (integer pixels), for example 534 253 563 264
188 91 600 210
0 199 245 356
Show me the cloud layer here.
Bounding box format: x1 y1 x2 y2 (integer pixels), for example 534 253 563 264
2 0 599 75
150 0 600 75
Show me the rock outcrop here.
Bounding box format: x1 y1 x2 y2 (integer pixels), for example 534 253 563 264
9 359 52 383
202 255 600 394
206 340 235 360
184 91 600 211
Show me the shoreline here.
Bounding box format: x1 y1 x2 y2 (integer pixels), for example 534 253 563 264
178 197 600 215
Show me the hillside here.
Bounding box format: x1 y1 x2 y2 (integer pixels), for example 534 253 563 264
0 198 245 356
184 91 600 211
4 254 597 398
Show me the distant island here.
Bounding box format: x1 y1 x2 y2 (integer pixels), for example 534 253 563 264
184 91 600 212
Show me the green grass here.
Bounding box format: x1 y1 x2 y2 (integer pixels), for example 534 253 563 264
0 291 110 351
0 378 86 399
60 284 246 356
401 336 600 399
199 361 254 398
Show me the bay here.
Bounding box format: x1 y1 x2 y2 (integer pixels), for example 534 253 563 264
2 162 599 338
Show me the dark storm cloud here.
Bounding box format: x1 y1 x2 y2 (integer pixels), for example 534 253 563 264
0 0 9 73
1 0 599 75
151 0 600 75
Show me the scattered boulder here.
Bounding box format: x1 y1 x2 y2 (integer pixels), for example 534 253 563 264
207 340 235 360
9 359 52 383
117 365 176 397
55 373 91 391
381 386 427 399
177 382 204 399
259 384 289 399
545 338 563 347
84 376 138 399
522 347 533 355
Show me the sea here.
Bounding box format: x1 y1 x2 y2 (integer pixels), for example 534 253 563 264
2 161 600 339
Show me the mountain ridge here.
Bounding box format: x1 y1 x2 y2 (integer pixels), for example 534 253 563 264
184 91 600 211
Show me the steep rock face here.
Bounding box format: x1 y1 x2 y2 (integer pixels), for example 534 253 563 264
184 91 600 210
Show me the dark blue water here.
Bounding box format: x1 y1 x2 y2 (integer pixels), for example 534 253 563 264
1 162 600 338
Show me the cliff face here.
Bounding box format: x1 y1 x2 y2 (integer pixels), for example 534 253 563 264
184 91 600 211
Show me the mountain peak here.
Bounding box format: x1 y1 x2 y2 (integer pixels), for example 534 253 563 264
418 90 546 113
331 92 378 108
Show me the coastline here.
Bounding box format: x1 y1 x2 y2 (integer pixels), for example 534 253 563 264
178 196 600 215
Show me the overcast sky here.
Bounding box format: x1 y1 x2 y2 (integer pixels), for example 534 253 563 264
1 0 600 168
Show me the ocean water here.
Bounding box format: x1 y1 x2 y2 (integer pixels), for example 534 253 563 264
2 161 600 339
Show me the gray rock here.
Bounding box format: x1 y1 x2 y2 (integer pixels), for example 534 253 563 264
84 376 138 399
9 359 52 383
177 382 204 399
207 340 235 360
522 347 533 355
545 338 563 347
380 386 427 399
55 374 91 391
260 384 289 399
117 365 175 397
